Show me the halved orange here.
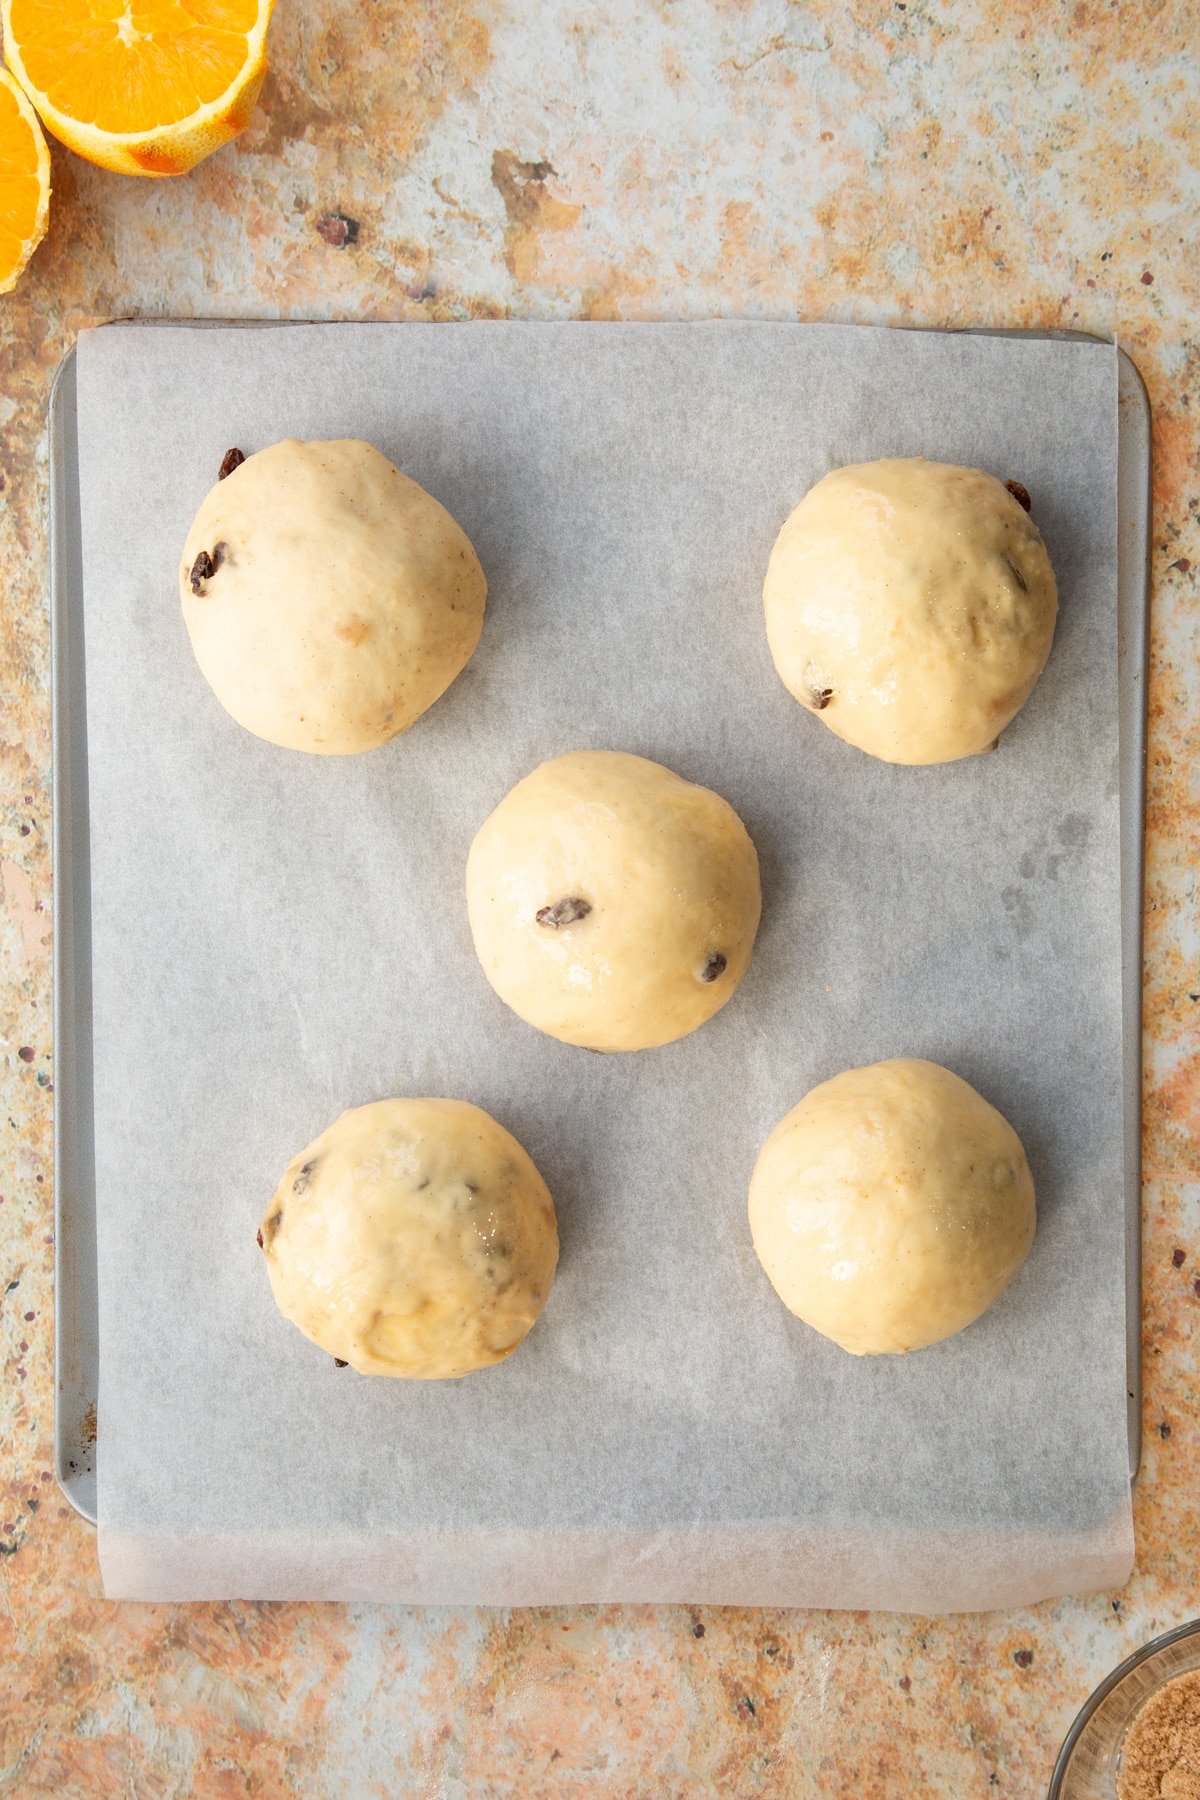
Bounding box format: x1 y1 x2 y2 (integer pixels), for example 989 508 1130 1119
0 63 49 293
1 0 275 178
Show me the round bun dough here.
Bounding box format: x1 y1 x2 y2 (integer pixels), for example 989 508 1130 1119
762 458 1057 765
748 1058 1035 1355
181 439 486 754
466 750 761 1053
259 1098 558 1379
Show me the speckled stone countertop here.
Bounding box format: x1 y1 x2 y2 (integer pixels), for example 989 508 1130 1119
1 4 1197 1795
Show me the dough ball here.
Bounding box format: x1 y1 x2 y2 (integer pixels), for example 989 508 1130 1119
466 750 761 1053
748 1058 1035 1355
181 439 486 754
762 458 1057 765
259 1098 558 1379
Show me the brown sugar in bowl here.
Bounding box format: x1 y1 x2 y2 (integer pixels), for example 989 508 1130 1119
1049 1620 1200 1799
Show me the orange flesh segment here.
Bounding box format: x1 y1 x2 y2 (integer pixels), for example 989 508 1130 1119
0 75 44 277
9 0 262 133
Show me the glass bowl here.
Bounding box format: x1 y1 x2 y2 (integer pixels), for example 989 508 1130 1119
1049 1618 1200 1798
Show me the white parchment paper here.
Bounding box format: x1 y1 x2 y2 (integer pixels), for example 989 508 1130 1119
76 321 1132 1609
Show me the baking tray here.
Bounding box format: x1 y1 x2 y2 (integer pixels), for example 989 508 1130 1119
49 324 1151 1527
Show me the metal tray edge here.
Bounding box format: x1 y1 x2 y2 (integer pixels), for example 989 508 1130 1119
1116 343 1151 1483
51 342 98 1522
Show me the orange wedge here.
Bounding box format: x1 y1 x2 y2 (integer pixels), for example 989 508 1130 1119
1 0 274 178
0 63 49 293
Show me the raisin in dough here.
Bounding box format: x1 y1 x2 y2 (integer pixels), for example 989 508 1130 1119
181 439 486 754
748 1059 1035 1355
259 1099 558 1379
466 750 761 1053
762 458 1057 765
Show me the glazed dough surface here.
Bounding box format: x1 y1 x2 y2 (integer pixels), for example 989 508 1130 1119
748 1058 1035 1355
260 1098 558 1379
466 750 761 1053
181 439 486 754
763 458 1057 765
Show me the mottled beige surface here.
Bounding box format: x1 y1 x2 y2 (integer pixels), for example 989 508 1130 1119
1 2 1197 1794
